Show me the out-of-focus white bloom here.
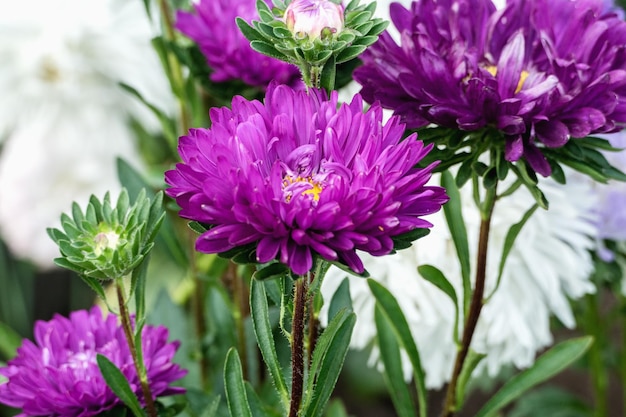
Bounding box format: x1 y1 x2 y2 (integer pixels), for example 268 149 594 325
0 0 171 269
321 173 599 388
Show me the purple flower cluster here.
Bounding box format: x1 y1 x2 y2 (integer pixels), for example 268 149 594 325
176 0 301 88
355 0 626 176
0 307 186 417
165 84 448 275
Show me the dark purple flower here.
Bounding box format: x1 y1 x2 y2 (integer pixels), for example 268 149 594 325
165 83 448 275
0 307 186 417
176 0 302 88
355 0 626 176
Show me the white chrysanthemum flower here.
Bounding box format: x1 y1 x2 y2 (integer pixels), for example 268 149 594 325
0 0 171 268
321 173 599 388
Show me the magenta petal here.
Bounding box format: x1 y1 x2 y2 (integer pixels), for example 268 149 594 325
535 120 569 148
165 84 448 275
505 135 524 161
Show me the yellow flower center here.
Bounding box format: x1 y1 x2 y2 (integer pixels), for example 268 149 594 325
485 65 529 93
283 176 323 202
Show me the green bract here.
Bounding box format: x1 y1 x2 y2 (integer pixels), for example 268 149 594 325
47 189 165 281
237 0 387 90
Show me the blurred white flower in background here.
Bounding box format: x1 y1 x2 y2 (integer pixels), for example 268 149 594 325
321 172 599 388
0 0 171 269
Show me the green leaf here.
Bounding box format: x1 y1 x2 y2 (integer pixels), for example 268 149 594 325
253 262 290 281
328 278 352 320
475 336 594 417
250 41 289 62
335 45 368 64
374 305 417 417
224 348 254 417
78 274 108 300
236 17 268 43
441 171 471 314
249 279 290 412
117 158 188 267
324 399 350 417
0 321 22 359
508 386 593 417
118 83 177 146
455 349 486 408
320 55 337 94
96 354 145 417
303 309 356 417
487 204 539 300
367 280 427 417
417 264 459 342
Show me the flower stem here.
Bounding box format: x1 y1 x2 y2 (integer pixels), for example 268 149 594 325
115 281 158 417
440 185 497 417
585 293 608 417
158 0 191 136
289 277 307 417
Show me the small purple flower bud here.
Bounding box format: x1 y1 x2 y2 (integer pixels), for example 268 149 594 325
284 0 344 40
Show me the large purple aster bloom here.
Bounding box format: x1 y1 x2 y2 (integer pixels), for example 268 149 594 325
0 307 186 417
165 84 448 275
176 0 301 88
355 0 626 176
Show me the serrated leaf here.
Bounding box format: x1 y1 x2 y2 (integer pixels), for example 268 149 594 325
96 354 145 417
249 279 290 412
374 305 417 417
224 348 253 417
475 336 593 417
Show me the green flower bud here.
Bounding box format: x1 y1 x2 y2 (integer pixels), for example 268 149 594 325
284 0 344 40
47 189 165 281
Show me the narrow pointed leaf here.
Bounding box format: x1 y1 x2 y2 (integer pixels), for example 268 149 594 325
441 171 471 314
96 354 145 417
303 310 356 417
375 305 417 417
475 336 593 417
368 280 427 417
224 348 253 417
250 279 290 411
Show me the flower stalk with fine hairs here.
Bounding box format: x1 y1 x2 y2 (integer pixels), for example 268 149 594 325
47 189 166 417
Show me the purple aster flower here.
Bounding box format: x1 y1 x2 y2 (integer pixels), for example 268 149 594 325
0 307 186 417
355 0 626 176
176 0 302 88
165 83 448 275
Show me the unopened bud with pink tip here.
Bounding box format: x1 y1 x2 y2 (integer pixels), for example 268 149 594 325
284 0 344 40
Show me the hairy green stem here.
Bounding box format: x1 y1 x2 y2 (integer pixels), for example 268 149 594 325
115 281 158 417
289 277 307 417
